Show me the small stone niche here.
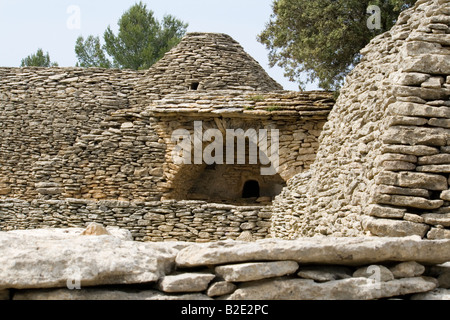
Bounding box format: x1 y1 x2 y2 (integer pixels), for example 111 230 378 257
242 180 260 198
183 164 286 204
189 82 200 90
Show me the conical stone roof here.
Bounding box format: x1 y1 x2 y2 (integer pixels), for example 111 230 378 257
133 32 283 100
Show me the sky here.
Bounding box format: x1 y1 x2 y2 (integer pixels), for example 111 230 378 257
0 0 319 91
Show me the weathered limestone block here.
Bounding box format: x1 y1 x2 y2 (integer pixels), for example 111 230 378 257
399 40 444 57
381 145 439 156
365 204 406 219
148 293 212 300
373 194 443 210
13 289 162 300
442 190 450 201
0 232 178 290
427 228 450 239
394 85 450 100
226 277 437 300
207 281 237 297
395 72 430 86
375 185 430 198
236 231 255 242
176 237 450 267
382 127 449 147
417 165 450 173
353 265 394 282
80 223 111 236
404 213 425 224
362 217 430 238
403 55 450 75
388 102 450 118
378 153 418 163
429 118 450 128
13 289 212 300
389 262 425 279
389 116 429 126
297 266 352 282
422 213 450 227
157 273 216 293
382 161 416 171
419 154 450 165
421 76 445 89
215 261 299 282
376 171 448 190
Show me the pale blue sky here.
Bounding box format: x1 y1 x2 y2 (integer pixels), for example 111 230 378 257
0 0 319 90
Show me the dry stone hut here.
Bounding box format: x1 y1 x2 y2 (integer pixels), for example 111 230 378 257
271 0 450 240
0 32 334 241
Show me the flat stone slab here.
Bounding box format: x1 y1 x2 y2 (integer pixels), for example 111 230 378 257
390 262 425 279
0 232 179 290
297 266 352 282
215 261 299 282
13 289 212 300
362 217 430 238
226 277 437 300
158 273 216 293
207 281 237 297
175 236 450 268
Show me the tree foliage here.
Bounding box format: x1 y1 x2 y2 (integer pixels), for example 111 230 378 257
75 2 188 70
20 48 58 67
258 0 416 90
75 36 112 68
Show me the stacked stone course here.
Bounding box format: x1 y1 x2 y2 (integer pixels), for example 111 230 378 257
1 228 449 300
271 0 450 240
0 198 272 242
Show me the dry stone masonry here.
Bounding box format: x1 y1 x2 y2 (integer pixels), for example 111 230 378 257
2 0 450 301
0 226 449 300
271 0 450 240
0 32 333 241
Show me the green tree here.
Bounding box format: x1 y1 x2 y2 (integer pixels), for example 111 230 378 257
76 2 188 70
258 0 415 90
20 48 58 67
75 36 113 68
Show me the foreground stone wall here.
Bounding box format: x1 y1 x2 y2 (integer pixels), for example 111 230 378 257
271 0 450 239
0 198 271 242
1 228 449 300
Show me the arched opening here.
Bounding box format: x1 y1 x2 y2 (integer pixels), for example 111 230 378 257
242 180 260 199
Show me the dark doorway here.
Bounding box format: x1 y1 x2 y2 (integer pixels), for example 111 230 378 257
242 180 260 198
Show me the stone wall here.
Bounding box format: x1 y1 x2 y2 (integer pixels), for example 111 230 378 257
0 67 164 202
0 198 272 242
144 91 333 200
271 0 450 240
1 228 449 300
0 63 332 241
